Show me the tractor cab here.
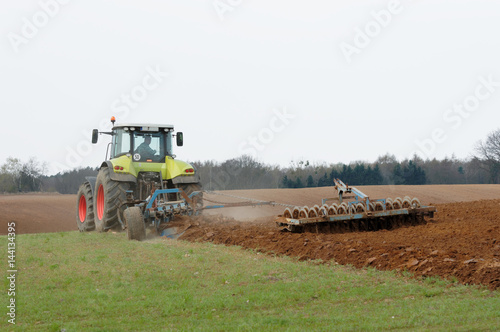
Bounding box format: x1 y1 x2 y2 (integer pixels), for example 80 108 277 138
111 124 180 163
93 122 183 163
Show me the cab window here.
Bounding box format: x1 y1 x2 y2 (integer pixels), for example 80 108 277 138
112 129 131 158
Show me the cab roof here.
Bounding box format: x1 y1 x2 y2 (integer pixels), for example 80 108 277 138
112 123 174 131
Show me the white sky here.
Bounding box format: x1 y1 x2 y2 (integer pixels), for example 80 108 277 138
1 0 500 175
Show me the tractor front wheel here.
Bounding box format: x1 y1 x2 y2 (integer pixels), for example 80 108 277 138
76 181 95 232
124 207 146 241
94 167 129 232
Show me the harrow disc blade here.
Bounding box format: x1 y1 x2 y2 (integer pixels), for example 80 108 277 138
411 197 421 208
385 198 394 210
393 197 403 209
328 203 338 215
337 203 348 215
402 197 412 209
299 207 309 219
319 206 329 216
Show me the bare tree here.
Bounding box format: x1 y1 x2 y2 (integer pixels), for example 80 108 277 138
0 157 47 192
375 153 398 184
21 157 48 191
0 157 22 191
474 129 500 183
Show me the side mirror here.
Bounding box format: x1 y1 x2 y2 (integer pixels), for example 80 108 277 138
92 129 99 144
176 132 183 147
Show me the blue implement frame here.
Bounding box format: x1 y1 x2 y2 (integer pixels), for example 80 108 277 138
276 178 436 230
277 206 436 227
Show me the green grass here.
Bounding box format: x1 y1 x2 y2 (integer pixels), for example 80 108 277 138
1 231 499 331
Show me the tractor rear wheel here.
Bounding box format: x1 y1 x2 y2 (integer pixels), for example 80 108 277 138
76 181 95 232
179 183 203 208
124 207 146 241
94 167 129 232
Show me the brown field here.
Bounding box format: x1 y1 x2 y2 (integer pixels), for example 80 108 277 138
1 184 500 289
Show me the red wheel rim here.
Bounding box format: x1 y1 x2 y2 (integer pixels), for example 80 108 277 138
78 195 86 222
97 184 104 220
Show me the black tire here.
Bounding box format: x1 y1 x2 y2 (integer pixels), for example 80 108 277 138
124 207 146 241
94 167 129 232
179 183 203 208
76 182 95 232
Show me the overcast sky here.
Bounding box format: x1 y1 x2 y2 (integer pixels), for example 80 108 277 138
1 0 500 175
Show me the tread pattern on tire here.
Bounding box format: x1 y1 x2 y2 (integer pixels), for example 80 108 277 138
76 181 95 232
124 206 146 241
94 167 129 232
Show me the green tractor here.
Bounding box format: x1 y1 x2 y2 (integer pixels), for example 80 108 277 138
76 117 203 240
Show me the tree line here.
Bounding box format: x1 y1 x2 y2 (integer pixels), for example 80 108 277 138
192 154 488 190
0 157 98 194
0 157 47 192
1 129 499 194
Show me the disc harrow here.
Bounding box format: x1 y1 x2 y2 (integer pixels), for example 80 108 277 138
276 179 436 233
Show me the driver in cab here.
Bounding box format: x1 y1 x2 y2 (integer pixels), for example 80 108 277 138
136 135 156 159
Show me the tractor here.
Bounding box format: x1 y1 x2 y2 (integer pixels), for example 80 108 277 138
76 117 203 240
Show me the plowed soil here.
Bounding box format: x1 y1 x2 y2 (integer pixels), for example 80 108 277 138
1 185 500 289
0 194 76 234
181 199 500 290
